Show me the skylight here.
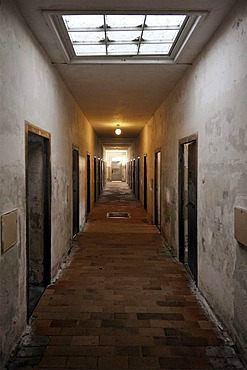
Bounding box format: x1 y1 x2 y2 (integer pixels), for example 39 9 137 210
44 11 205 63
62 14 187 57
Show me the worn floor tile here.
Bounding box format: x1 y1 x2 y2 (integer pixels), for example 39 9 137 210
6 183 246 369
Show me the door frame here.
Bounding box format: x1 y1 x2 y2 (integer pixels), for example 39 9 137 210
179 133 198 282
25 123 51 320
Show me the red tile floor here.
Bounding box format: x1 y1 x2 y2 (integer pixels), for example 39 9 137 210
7 183 246 369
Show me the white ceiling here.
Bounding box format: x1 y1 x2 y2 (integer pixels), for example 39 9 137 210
15 0 236 145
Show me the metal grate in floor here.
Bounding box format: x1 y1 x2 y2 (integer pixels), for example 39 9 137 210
106 212 131 218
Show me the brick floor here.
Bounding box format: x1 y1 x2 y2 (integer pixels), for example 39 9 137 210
6 182 246 369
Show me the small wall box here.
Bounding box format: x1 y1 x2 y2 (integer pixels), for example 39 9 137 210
1 209 18 254
234 207 247 247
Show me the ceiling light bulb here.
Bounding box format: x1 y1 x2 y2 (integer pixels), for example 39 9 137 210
115 128 122 135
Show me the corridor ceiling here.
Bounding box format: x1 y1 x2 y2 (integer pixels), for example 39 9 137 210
15 0 236 146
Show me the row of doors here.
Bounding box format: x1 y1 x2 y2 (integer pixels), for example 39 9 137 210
127 157 142 201
26 126 104 318
26 126 198 320
73 152 104 233
155 142 198 283
128 136 198 284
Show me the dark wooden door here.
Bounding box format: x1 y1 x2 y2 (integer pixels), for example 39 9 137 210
26 128 51 318
155 151 161 229
94 157 97 202
72 149 79 236
187 141 197 282
87 154 91 214
98 159 101 196
137 158 140 200
143 156 147 210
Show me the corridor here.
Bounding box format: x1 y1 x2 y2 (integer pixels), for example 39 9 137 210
7 183 245 370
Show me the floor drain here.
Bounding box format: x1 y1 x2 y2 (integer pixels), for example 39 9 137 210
107 212 131 218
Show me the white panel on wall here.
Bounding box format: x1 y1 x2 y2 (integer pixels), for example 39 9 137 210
235 207 247 247
1 209 18 253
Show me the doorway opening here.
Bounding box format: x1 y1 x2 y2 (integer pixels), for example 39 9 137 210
87 154 91 214
105 150 127 182
179 134 198 283
154 151 161 229
26 126 51 318
143 155 147 210
72 148 79 236
111 160 122 181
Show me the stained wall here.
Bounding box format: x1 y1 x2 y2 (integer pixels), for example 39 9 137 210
133 0 247 360
0 0 101 366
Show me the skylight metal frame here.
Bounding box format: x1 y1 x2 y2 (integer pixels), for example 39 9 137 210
44 11 207 64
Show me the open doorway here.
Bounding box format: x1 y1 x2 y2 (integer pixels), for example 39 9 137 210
26 126 51 318
72 148 79 236
154 151 161 229
179 134 198 283
111 160 122 181
105 150 127 182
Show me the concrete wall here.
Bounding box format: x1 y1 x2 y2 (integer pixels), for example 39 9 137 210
0 0 101 366
134 0 247 360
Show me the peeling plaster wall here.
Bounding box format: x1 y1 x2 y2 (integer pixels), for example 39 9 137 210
0 0 101 366
135 0 247 360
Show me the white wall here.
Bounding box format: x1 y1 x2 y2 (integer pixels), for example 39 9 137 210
0 0 101 366
135 0 247 360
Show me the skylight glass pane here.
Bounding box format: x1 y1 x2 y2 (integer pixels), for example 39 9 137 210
106 15 145 28
139 43 171 55
108 44 138 55
145 15 186 28
68 31 105 43
60 13 193 59
74 44 106 56
107 30 141 42
143 29 179 42
63 15 104 29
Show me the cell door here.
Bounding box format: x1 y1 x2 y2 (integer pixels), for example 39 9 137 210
72 149 79 236
137 157 140 200
94 156 97 202
132 159 136 194
143 155 147 210
87 154 91 214
179 135 198 283
130 161 133 189
154 151 161 229
98 158 101 196
26 128 51 318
